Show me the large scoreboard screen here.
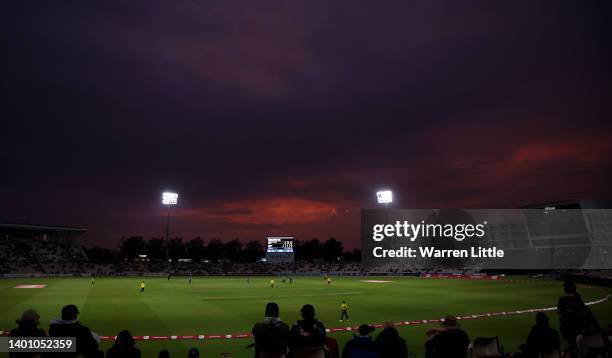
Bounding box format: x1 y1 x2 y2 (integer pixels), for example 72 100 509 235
267 237 294 253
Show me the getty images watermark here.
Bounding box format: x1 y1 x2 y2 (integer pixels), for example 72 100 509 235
370 219 504 259
361 208 612 270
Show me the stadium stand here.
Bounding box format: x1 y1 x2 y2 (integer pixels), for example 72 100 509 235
0 223 88 276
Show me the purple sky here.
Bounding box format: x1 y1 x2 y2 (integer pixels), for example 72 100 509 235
2 1 611 249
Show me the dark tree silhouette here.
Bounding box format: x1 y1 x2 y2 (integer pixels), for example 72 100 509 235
84 246 117 263
322 238 344 262
119 236 146 259
224 239 243 261
242 240 265 262
206 239 224 262
147 238 166 260
167 238 185 260
187 237 206 262
295 239 322 261
109 236 360 263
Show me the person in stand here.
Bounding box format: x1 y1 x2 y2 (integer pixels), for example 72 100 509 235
106 330 141 358
48 304 100 358
375 322 408 358
341 324 380 358
252 302 290 357
557 280 597 349
289 304 326 354
424 315 469 358
188 347 200 358
519 312 560 358
10 308 47 358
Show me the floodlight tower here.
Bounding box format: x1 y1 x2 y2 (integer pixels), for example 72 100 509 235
162 192 178 261
376 190 393 208
376 189 393 227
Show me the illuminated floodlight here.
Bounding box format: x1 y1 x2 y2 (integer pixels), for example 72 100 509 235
376 190 393 204
162 192 178 205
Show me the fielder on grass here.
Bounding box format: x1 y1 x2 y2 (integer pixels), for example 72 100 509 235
339 301 349 322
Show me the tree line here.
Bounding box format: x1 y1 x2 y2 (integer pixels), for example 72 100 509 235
85 237 361 263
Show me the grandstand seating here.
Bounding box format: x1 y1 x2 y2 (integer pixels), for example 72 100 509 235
0 237 363 276
0 237 87 275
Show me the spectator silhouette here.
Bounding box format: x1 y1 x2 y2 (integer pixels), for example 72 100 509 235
608 324 612 357
158 350 170 358
289 304 327 357
48 304 100 358
557 280 598 348
188 347 200 357
325 337 340 358
252 302 290 357
9 309 46 358
341 324 380 358
375 322 407 358
106 330 141 358
10 309 46 338
424 315 469 358
520 312 560 358
576 326 610 358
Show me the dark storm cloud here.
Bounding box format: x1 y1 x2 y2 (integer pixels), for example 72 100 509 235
1 1 611 247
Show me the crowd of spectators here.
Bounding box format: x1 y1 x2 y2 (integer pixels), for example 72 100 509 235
0 237 366 276
2 259 363 278
0 238 88 275
3 238 609 281
7 280 611 358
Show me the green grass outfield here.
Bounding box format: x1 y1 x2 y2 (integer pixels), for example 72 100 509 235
0 276 610 357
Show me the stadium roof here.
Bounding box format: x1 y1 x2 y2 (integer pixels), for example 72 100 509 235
0 222 87 233
520 199 611 209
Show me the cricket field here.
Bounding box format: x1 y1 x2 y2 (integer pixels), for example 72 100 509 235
1 276 610 357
